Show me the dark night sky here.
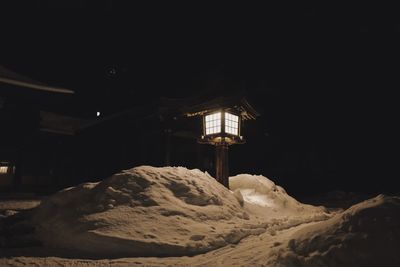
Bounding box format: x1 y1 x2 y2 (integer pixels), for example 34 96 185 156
1 3 399 195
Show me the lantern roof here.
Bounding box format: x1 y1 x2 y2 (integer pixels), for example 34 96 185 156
160 90 259 121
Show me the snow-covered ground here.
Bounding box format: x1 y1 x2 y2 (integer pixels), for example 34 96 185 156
1 166 399 266
0 199 41 212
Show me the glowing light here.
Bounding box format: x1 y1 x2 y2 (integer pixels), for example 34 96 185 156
225 112 239 135
96 111 101 117
0 166 8 174
205 112 221 135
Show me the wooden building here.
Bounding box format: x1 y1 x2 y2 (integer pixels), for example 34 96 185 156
0 65 260 194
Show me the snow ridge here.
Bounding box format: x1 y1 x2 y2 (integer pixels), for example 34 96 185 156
269 195 400 267
30 166 327 258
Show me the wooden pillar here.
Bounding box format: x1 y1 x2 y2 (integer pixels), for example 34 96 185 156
13 148 22 190
164 129 172 166
215 143 229 189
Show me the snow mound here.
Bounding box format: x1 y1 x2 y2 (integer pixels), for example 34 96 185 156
271 195 400 267
230 174 325 216
31 166 265 257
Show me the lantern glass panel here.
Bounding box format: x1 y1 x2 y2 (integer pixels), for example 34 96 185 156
205 112 221 135
225 112 239 135
0 166 8 174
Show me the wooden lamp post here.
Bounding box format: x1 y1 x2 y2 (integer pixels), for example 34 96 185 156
162 92 259 189
198 110 246 189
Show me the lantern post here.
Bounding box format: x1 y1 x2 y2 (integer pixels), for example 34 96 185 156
198 110 244 189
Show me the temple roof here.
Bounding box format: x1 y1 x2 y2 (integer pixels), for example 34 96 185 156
0 65 74 95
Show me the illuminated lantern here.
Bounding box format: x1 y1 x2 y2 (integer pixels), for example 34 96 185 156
203 111 242 143
162 92 259 189
193 97 258 189
199 110 246 188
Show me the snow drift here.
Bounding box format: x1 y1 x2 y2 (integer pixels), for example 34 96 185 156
31 166 327 257
270 195 400 267
3 167 399 266
230 174 325 214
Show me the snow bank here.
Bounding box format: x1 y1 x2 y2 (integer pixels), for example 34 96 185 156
230 174 327 218
30 167 328 258
31 167 256 257
270 195 400 267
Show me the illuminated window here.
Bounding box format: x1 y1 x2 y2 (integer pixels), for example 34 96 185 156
0 166 8 174
225 112 239 135
205 112 221 135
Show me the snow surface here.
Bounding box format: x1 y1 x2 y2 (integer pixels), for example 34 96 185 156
268 194 400 267
29 166 328 258
1 166 398 266
230 174 324 213
0 200 40 212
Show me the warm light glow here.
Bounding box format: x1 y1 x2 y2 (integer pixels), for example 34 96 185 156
225 112 239 135
0 166 8 174
205 112 221 135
